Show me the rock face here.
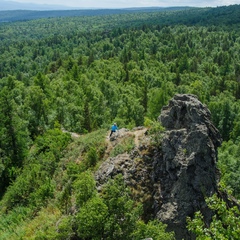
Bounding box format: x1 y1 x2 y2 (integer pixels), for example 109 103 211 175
95 94 222 239
155 94 222 238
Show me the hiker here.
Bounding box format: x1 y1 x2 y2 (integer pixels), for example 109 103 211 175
109 123 118 137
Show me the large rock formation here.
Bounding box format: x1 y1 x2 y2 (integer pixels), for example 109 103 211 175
155 94 222 238
95 94 222 239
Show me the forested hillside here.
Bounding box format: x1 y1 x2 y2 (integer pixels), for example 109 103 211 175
0 7 191 22
0 5 240 239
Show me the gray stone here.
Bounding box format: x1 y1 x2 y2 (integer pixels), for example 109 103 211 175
95 94 223 240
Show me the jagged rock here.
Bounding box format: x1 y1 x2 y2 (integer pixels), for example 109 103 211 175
95 94 222 240
95 153 133 187
154 94 222 239
159 94 221 148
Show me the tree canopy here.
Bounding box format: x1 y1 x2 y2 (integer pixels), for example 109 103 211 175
1 4 240 239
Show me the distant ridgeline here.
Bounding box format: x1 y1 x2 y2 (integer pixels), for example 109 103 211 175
0 4 239 25
0 7 191 22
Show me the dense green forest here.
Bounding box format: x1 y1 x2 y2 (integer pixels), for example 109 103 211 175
0 5 240 239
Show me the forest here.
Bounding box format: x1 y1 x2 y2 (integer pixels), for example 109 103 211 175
0 4 240 239
0 7 192 22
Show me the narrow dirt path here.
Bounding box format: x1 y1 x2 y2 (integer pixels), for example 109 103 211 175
133 128 147 147
104 128 147 159
61 127 80 138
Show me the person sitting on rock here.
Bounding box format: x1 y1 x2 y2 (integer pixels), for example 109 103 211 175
109 123 118 137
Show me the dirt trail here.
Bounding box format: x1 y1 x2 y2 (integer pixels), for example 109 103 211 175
61 127 80 138
133 128 147 147
104 127 147 159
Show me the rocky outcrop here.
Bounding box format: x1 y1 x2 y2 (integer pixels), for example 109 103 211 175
155 94 222 238
95 94 222 239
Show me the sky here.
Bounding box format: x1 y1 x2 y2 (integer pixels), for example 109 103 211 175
6 0 240 8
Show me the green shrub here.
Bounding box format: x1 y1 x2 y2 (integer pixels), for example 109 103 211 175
0 206 32 240
0 164 53 210
73 171 97 207
55 215 74 240
132 220 175 240
66 161 87 179
101 175 142 240
75 196 108 240
148 120 165 134
187 194 240 240
86 146 98 167
22 206 62 240
28 177 54 207
144 120 165 149
218 140 240 199
110 136 135 157
75 129 106 153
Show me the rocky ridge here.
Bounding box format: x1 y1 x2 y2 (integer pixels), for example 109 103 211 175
95 94 222 239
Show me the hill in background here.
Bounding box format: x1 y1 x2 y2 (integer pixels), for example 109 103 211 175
0 3 193 22
0 4 239 25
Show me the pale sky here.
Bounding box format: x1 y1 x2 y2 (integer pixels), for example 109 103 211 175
7 0 240 8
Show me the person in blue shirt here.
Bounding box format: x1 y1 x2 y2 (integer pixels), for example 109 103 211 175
109 123 118 137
